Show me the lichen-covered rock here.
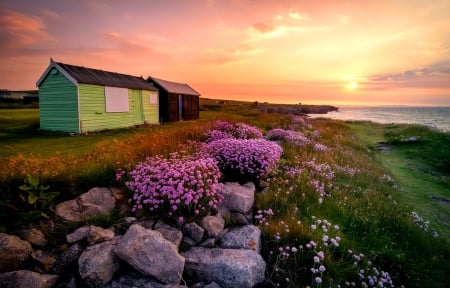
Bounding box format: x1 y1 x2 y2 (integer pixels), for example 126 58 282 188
55 187 116 222
182 247 265 288
200 215 225 238
219 225 262 253
0 233 32 272
114 224 185 285
182 222 205 243
219 182 255 214
78 237 121 288
154 221 183 248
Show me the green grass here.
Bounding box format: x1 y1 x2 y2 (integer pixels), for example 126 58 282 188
348 121 450 241
1 106 449 287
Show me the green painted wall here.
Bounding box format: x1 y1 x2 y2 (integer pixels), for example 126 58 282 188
142 90 159 124
39 69 159 133
39 68 79 133
78 84 140 133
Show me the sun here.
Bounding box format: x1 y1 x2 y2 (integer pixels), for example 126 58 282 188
347 81 358 90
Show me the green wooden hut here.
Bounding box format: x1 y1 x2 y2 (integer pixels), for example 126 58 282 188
36 59 159 133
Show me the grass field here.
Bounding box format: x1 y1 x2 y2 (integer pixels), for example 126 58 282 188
0 105 449 287
348 122 450 241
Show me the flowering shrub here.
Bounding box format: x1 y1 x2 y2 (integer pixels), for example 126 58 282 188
123 154 222 222
266 128 311 146
205 138 282 181
203 120 263 142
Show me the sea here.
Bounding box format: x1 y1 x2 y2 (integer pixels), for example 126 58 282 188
308 106 450 133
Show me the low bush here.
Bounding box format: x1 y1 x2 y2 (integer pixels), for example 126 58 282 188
120 153 223 223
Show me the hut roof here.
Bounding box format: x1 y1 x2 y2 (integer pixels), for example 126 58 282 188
148 76 200 96
37 59 157 91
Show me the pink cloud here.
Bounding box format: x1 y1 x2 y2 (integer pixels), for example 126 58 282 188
0 7 54 52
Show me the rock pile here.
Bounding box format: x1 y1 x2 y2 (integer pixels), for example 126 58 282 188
0 183 266 288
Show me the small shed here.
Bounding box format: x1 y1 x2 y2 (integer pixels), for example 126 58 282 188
147 76 200 122
36 59 159 133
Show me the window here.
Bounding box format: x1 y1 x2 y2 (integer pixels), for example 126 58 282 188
105 86 129 112
149 92 158 104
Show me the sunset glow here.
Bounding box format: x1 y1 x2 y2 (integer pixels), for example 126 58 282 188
0 0 449 106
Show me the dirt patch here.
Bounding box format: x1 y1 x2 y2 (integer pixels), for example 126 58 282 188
376 141 391 151
432 196 450 203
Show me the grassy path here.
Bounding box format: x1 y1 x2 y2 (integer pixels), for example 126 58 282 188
348 122 450 242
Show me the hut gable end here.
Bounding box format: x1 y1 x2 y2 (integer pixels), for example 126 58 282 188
37 58 159 133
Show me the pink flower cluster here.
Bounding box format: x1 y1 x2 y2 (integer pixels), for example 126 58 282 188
205 138 282 181
266 128 311 146
125 154 223 221
204 120 264 142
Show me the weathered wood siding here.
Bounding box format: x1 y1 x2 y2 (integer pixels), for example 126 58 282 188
142 90 159 124
167 93 180 122
182 94 199 120
78 84 140 133
39 68 79 133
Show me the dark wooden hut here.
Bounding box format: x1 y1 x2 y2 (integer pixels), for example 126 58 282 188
147 76 200 122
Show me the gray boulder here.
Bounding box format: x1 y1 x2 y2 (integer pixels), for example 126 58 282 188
154 221 183 248
200 215 225 238
219 225 262 253
105 272 162 288
52 242 84 274
182 222 205 243
182 247 265 288
0 233 32 272
78 237 121 288
220 182 255 214
55 187 116 222
66 226 91 244
0 270 58 288
114 224 185 285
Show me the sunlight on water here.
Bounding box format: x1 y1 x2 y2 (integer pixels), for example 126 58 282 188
309 106 450 132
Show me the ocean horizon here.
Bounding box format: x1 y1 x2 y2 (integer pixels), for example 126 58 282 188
309 106 450 132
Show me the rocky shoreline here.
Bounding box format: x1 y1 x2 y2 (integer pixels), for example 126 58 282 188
255 103 338 116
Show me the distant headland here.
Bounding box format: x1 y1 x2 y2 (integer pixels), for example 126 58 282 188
200 98 339 115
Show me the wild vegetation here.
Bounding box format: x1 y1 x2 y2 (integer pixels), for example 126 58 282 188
0 101 449 287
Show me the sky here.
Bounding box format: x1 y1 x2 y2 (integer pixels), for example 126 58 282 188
1 0 449 106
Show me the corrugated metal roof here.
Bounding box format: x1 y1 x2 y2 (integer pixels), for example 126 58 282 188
148 76 200 96
56 62 157 91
